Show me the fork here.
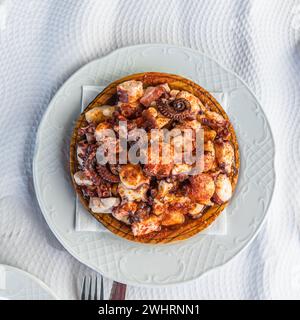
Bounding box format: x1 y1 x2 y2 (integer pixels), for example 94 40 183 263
81 275 126 300
81 275 104 300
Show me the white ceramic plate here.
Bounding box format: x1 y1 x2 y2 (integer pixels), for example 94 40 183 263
33 44 275 286
0 264 57 300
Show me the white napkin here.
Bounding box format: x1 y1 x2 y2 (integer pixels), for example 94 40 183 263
75 86 228 235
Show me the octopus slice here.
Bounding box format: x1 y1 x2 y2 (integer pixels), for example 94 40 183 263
74 171 93 186
153 180 191 221
188 173 215 204
94 122 113 142
203 126 217 141
118 183 149 202
89 197 120 214
155 113 171 128
153 196 190 225
140 84 169 107
203 140 216 172
119 164 150 189
155 180 174 200
188 203 205 219
143 142 174 178
170 89 180 98
159 83 171 93
118 101 141 118
176 90 205 115
206 110 227 124
112 202 138 225
171 131 196 163
161 211 185 226
152 200 165 216
117 80 144 103
140 108 158 129
131 215 161 236
141 107 170 129
175 119 202 131
85 105 116 124
144 162 174 179
172 163 192 176
199 111 229 135
214 140 234 173
212 174 232 204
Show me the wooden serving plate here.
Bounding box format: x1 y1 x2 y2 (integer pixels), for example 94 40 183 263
70 72 240 244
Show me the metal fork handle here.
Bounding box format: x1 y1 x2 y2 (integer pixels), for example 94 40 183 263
109 281 127 300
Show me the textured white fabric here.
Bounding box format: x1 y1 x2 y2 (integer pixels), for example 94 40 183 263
0 0 299 300
76 86 228 234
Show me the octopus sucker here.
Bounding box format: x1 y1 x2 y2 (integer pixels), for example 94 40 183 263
157 98 194 121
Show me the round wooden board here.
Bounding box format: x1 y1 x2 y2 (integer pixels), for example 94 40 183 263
70 72 240 244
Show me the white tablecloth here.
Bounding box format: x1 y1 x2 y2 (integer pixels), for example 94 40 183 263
0 0 299 300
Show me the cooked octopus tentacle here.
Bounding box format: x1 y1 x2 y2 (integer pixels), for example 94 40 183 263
157 98 194 121
96 165 120 183
109 164 119 176
78 123 95 136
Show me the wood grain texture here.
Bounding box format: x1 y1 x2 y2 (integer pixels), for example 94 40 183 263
70 72 240 244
